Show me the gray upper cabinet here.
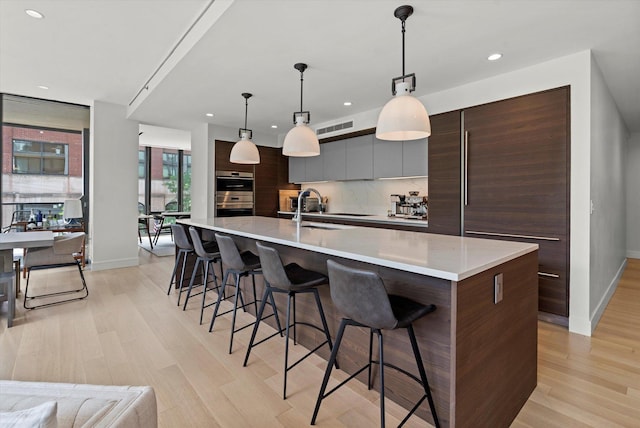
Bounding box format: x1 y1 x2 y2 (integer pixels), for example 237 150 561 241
322 140 346 181
345 134 373 180
402 138 428 176
289 132 425 182
289 157 305 183
373 137 403 178
305 153 323 182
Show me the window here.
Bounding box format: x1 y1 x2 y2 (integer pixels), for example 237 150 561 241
138 150 146 178
162 152 178 179
1 94 89 233
13 139 68 175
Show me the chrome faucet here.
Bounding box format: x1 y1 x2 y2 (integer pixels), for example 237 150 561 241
293 188 322 223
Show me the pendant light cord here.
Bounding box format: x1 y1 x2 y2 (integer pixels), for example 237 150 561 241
244 97 248 129
401 19 406 77
299 70 304 111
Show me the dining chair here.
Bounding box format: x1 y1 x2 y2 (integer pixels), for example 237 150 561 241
23 232 88 309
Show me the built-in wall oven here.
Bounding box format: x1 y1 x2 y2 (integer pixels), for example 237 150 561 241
215 171 254 217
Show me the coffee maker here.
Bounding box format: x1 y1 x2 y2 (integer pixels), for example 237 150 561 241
390 194 405 216
389 192 428 219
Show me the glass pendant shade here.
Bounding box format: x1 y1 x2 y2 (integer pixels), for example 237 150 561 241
283 114 320 157
230 132 260 164
376 81 431 141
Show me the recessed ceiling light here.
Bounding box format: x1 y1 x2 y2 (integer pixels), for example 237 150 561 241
271 125 278 129
488 53 502 61
25 9 44 19
37 85 49 90
343 101 352 106
205 113 213 117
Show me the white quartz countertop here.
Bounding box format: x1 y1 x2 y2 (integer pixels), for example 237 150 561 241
179 216 537 281
277 211 428 228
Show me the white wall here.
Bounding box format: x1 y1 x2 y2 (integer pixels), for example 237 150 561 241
627 133 640 258
89 101 139 270
588 56 629 328
310 51 594 335
189 123 214 219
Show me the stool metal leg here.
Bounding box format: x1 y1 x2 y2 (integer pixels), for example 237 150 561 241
200 258 222 325
368 328 374 390
311 318 348 425
229 272 241 354
312 288 338 369
209 270 231 332
167 249 183 295
377 329 385 428
283 291 294 399
181 257 201 309
176 251 190 305
199 260 221 325
403 324 440 428
243 286 271 366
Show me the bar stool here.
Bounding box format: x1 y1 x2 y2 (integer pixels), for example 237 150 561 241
167 224 193 305
210 233 282 354
181 227 223 325
243 242 337 399
311 260 440 428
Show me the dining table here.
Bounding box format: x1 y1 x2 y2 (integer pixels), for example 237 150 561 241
0 231 54 327
152 211 190 245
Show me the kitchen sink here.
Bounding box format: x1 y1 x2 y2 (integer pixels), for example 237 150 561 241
325 212 372 217
299 222 354 230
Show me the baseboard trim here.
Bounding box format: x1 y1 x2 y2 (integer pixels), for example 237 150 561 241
89 257 139 271
590 258 627 332
627 251 640 259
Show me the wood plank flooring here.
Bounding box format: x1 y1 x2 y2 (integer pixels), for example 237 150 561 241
1 252 639 427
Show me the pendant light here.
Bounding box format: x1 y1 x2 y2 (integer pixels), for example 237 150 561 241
376 5 431 141
230 92 260 164
282 63 320 157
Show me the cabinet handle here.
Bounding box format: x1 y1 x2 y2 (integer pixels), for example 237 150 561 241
464 131 469 206
465 230 561 241
538 272 560 278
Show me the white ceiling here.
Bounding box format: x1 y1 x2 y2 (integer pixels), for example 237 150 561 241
1 0 639 143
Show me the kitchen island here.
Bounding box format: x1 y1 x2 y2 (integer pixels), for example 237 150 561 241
178 216 539 427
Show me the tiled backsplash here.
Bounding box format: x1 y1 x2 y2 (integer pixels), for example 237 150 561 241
305 178 428 216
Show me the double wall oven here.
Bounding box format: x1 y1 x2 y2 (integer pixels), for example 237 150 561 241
215 171 254 217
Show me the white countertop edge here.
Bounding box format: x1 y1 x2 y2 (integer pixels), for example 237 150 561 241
179 218 538 282
277 211 429 228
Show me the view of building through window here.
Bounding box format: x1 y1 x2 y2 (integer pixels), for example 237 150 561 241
138 146 191 215
1 94 88 230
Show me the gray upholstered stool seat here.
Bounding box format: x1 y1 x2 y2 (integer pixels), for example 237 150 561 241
181 227 223 325
209 234 281 354
243 242 336 399
311 259 440 428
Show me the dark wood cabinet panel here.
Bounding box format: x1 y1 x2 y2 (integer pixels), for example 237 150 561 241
463 87 570 238
427 111 461 236
214 140 253 173
462 86 570 317
255 145 298 217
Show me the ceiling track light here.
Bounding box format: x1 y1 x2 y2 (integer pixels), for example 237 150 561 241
376 4 431 141
230 92 260 164
282 63 320 157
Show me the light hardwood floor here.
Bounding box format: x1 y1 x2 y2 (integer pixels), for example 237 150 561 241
1 251 639 427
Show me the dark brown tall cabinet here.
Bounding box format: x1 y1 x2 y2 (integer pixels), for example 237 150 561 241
428 86 570 320
426 111 461 236
215 141 297 217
